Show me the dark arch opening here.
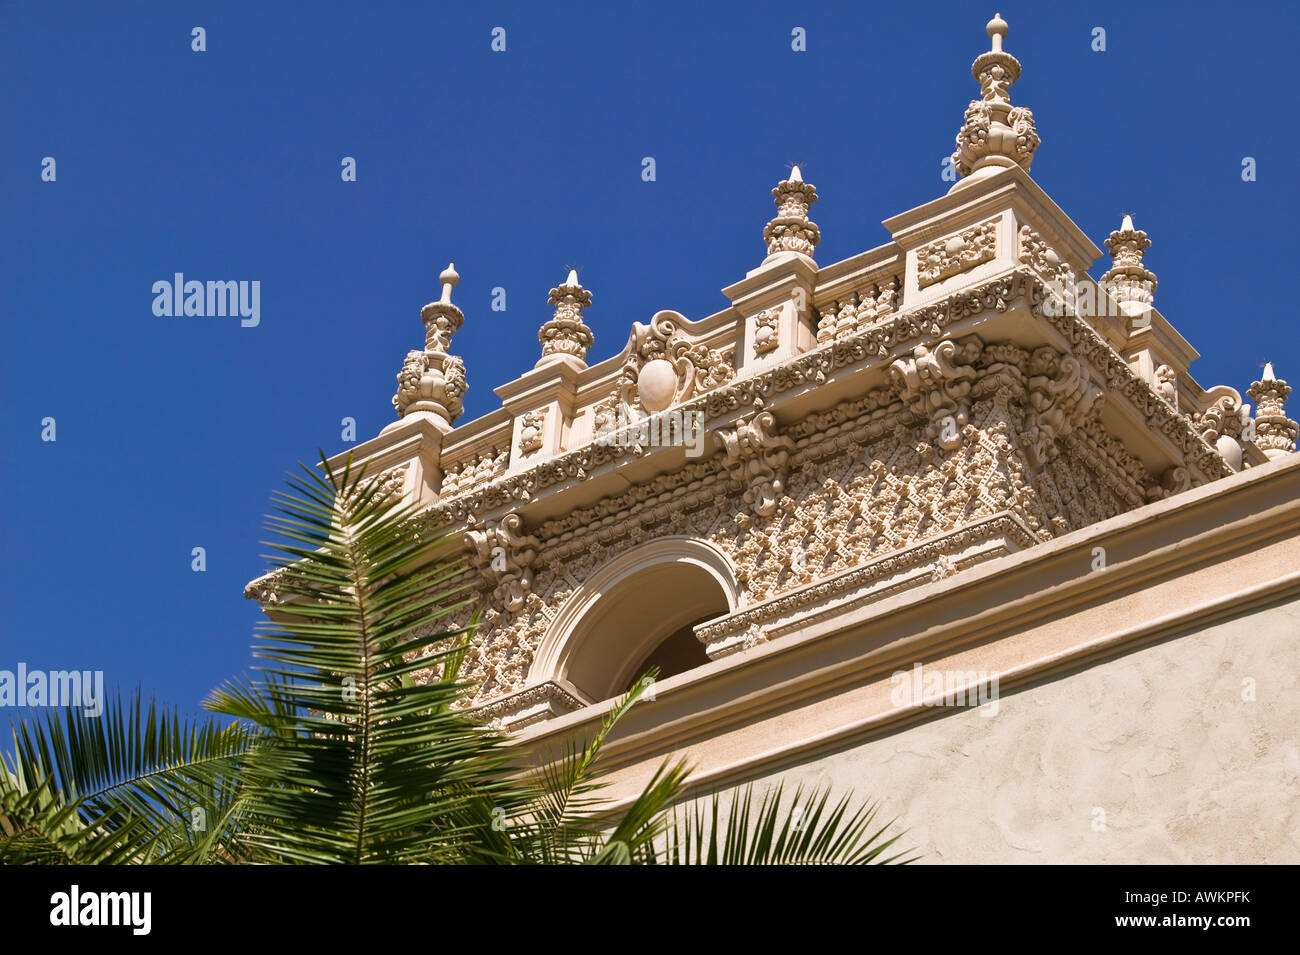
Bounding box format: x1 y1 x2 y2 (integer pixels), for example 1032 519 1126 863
622 614 717 692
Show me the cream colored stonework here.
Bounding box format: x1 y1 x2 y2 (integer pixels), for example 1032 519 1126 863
247 13 1298 861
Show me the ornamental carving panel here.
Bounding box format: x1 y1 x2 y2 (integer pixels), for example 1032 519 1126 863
916 221 998 289
613 311 736 416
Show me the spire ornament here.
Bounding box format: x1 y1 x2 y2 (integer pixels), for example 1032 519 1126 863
1247 363 1298 459
1101 214 1158 321
762 165 820 263
950 14 1040 192
537 269 594 367
391 263 468 431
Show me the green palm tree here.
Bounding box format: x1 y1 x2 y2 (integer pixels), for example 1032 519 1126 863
1 457 915 865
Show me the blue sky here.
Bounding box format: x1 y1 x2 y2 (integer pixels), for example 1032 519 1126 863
3 0 1297 729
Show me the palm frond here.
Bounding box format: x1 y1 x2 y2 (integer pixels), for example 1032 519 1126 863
661 783 917 865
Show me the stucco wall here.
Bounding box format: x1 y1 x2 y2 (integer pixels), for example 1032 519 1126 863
732 596 1300 863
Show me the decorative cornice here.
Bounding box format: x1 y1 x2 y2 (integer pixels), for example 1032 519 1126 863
423 269 1231 527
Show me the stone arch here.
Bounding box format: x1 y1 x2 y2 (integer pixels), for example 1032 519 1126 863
531 537 739 703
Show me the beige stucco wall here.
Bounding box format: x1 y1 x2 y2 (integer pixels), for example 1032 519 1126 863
729 596 1300 864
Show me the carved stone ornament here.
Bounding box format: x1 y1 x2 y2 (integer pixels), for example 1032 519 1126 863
393 349 466 424
1247 364 1298 460
917 221 998 289
889 337 982 450
1017 225 1075 295
615 310 736 416
463 511 541 613
950 15 1039 185
1100 215 1157 321
716 408 795 517
1194 388 1250 469
752 307 780 356
762 165 820 260
1019 346 1105 469
518 409 545 455
538 270 594 366
816 276 900 343
392 264 468 428
372 464 409 505
1154 364 1178 412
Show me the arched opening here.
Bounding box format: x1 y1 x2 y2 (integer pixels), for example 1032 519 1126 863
620 614 715 693
531 538 739 704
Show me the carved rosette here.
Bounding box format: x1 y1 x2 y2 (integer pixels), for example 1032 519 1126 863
950 16 1039 185
716 409 795 517
1019 346 1105 469
538 270 594 366
917 221 998 289
889 338 982 450
762 166 820 260
463 511 541 614
1247 365 1298 459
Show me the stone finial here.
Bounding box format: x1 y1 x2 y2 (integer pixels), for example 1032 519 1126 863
762 164 820 262
421 263 464 352
1247 363 1298 459
391 262 468 430
1100 214 1158 320
537 269 594 367
950 14 1040 191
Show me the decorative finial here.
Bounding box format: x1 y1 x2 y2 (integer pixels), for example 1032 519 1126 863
1101 213 1157 320
537 268 594 367
762 166 820 263
390 262 469 431
949 13 1039 192
1248 364 1298 459
438 262 459 304
987 13 1008 51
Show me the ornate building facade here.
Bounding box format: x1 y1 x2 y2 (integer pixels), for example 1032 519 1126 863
250 15 1300 862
